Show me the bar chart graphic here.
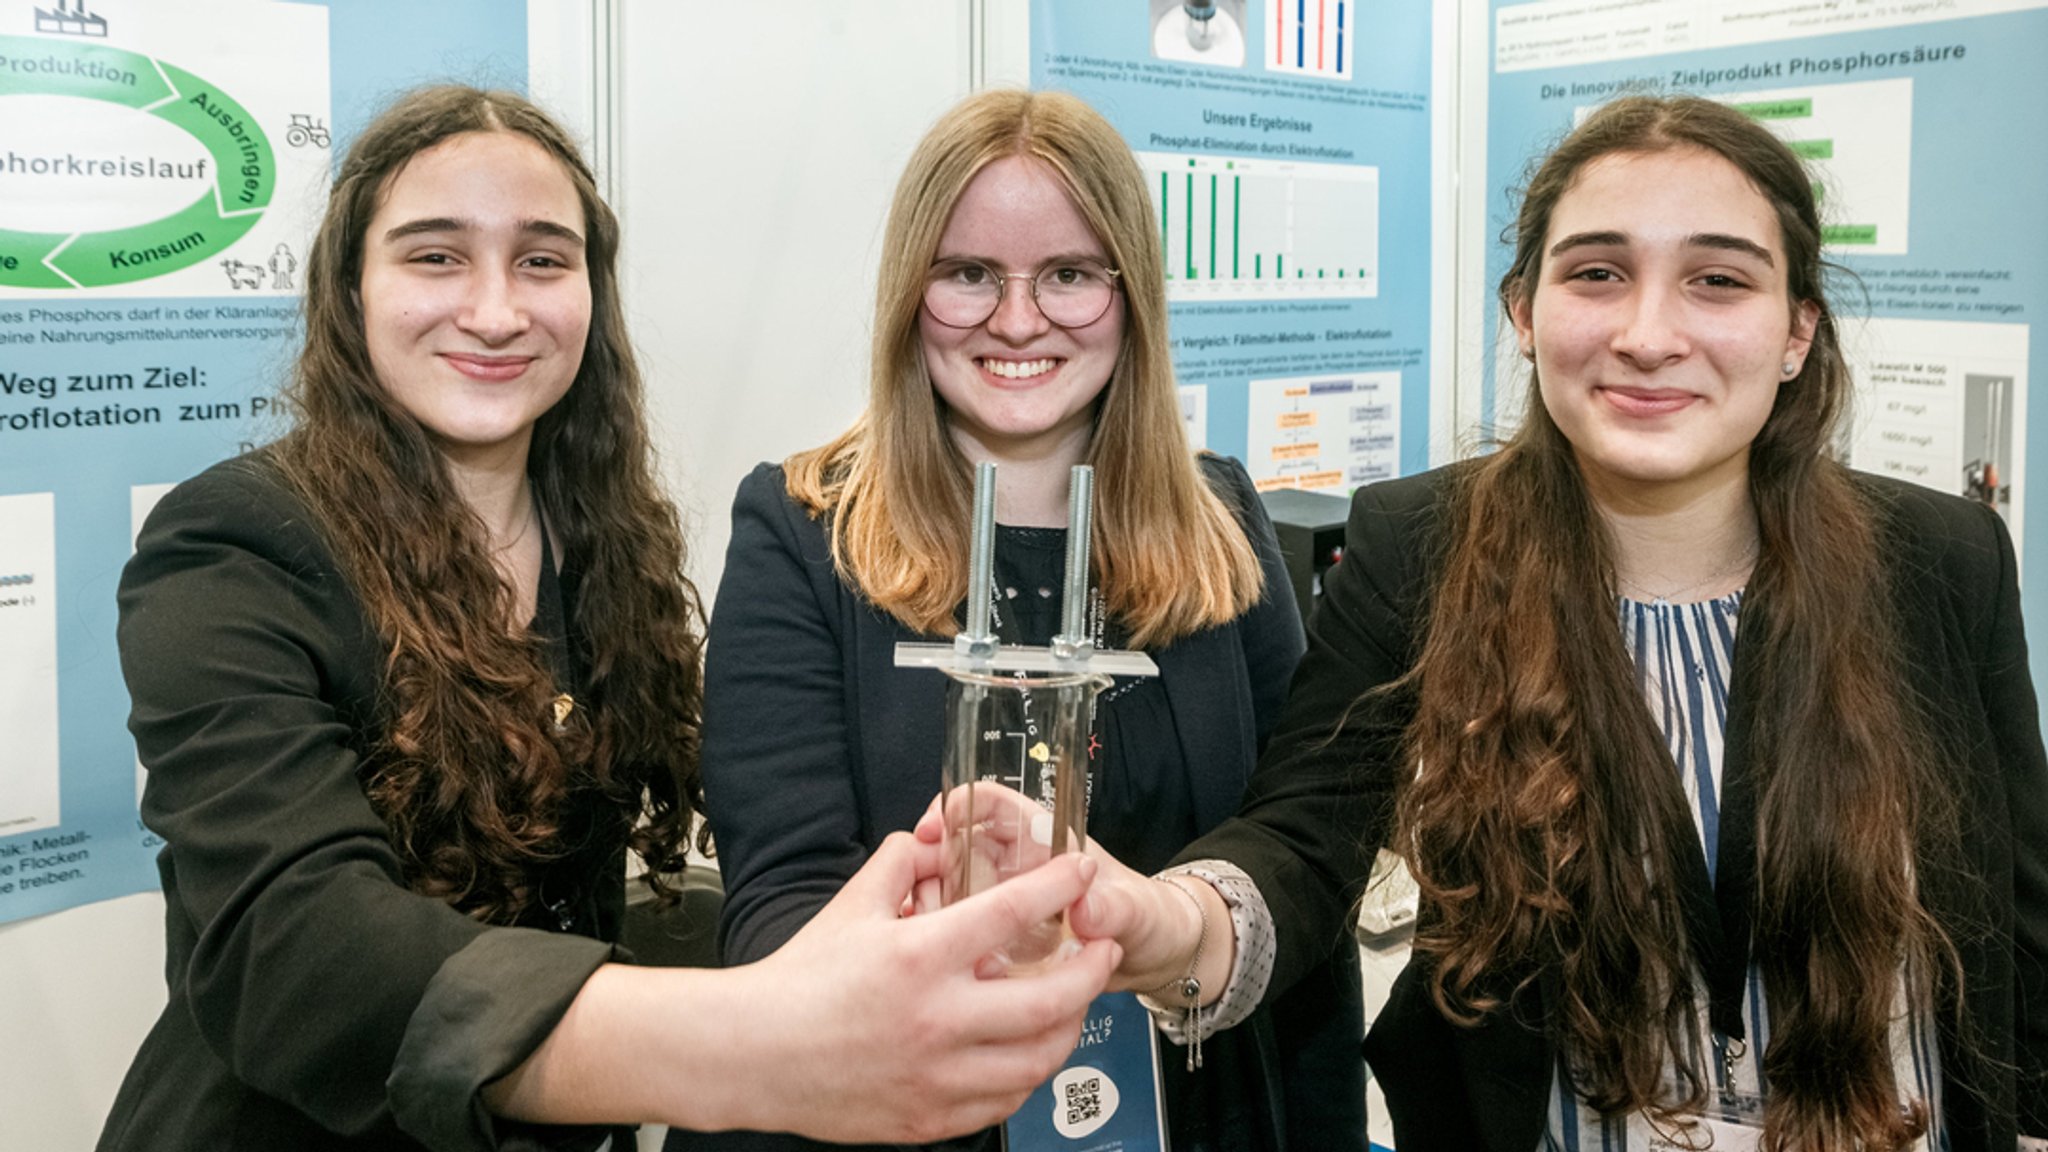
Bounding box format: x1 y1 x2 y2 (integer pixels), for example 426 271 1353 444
1270 0 1353 80
1138 151 1378 302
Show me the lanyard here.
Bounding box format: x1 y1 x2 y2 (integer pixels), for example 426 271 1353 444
1665 682 1760 1051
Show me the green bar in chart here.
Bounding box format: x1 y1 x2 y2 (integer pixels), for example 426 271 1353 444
1232 176 1240 279
1160 171 1168 261
1185 172 1195 280
1208 174 1217 279
1787 138 1834 160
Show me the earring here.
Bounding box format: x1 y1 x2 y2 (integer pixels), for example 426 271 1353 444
1781 361 1798 378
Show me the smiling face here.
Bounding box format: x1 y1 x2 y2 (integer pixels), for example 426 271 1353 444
1512 146 1818 509
358 130 591 471
918 154 1125 468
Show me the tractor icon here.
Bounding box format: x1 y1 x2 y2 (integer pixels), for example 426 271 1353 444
286 114 330 149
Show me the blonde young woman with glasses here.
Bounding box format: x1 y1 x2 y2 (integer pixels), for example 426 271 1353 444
670 89 1366 1152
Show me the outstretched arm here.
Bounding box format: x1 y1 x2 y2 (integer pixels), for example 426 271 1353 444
1065 475 1434 1012
486 836 1119 1143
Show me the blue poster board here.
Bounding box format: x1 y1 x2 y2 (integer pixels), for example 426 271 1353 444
1030 0 1434 495
0 0 533 924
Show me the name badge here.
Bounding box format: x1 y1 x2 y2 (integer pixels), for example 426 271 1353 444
1644 1103 1764 1152
1004 992 1168 1152
1645 1115 1762 1151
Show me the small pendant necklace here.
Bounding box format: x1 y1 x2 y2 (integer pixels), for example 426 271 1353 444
1616 540 1760 606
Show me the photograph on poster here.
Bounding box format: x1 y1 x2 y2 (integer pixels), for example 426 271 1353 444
1843 316 2031 553
1246 368 1400 491
1138 151 1379 301
1150 0 1248 68
1178 383 1209 449
1966 372 2019 516
0 491 59 839
1267 0 1355 80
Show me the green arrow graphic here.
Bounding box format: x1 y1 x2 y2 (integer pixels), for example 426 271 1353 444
50 189 262 287
0 36 276 287
154 63 276 214
0 225 74 290
0 35 173 107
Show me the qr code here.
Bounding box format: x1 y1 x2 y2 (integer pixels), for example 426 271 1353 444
1063 1076 1102 1126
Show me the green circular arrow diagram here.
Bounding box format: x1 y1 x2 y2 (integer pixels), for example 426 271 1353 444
0 35 277 289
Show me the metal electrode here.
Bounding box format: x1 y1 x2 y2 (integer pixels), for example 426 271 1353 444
1051 465 1094 663
896 462 1158 677
955 461 999 665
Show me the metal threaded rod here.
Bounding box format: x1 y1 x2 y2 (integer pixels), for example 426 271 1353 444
1054 465 1094 658
957 461 999 658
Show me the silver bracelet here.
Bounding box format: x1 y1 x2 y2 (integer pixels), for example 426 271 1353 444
1151 876 1208 1071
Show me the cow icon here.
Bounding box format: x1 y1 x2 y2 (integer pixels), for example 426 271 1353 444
221 259 266 290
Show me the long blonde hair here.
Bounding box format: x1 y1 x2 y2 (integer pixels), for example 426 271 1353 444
787 89 1260 647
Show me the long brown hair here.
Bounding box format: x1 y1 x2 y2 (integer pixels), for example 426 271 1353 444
1396 95 1959 1149
271 86 704 922
786 89 1261 647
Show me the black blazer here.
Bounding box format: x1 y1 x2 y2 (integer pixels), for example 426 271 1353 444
1178 464 2048 1151
671 456 1364 1152
102 457 623 1152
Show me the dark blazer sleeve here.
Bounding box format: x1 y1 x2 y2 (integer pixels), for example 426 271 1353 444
115 462 611 1152
1173 471 1435 997
1967 505 2048 1130
1201 454 1308 752
697 464 871 966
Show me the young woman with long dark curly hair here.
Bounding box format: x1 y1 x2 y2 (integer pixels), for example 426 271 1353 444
1064 94 2048 1151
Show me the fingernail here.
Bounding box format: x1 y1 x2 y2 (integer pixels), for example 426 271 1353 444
1076 855 1098 883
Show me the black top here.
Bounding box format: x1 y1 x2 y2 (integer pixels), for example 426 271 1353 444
100 455 625 1152
669 454 1365 1152
988 523 1191 872
1179 464 2048 1152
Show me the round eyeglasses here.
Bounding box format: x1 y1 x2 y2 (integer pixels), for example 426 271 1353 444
922 258 1123 330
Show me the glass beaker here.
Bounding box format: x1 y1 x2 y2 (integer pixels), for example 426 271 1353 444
938 665 1111 972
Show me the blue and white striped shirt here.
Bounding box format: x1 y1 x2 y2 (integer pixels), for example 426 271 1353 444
1542 590 1944 1151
